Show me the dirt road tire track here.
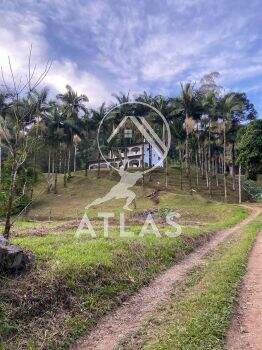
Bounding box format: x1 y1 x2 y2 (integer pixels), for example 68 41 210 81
72 205 261 350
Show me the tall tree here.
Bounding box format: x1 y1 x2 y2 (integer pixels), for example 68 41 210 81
218 93 244 202
57 85 88 183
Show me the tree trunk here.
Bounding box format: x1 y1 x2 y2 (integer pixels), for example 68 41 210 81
67 148 71 179
59 144 62 173
148 144 152 182
232 141 236 191
97 153 101 179
54 152 58 194
223 123 227 202
195 152 199 186
85 156 88 177
63 151 67 188
0 140 2 183
142 141 145 188
73 144 77 173
162 124 168 188
48 149 51 176
208 121 212 197
216 157 219 187
185 132 189 177
33 149 37 182
52 151 55 174
201 147 205 178
179 149 183 190
238 164 242 204
205 152 209 188
3 161 18 238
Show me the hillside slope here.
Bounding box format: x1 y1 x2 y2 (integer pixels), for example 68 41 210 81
27 167 250 220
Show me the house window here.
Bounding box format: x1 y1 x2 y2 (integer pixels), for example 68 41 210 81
129 159 139 167
124 129 132 138
131 147 140 154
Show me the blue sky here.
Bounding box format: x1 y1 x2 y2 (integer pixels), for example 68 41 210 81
0 0 262 114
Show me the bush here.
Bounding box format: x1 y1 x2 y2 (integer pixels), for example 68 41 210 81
243 179 262 202
0 158 38 217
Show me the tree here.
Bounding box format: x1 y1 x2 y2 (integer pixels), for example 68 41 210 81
237 120 262 180
179 83 198 191
218 93 244 201
57 85 88 184
90 103 107 178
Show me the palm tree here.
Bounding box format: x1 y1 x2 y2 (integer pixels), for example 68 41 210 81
152 95 173 187
57 85 88 182
179 83 197 191
218 93 244 202
200 91 218 196
43 101 64 193
26 88 49 181
90 103 107 178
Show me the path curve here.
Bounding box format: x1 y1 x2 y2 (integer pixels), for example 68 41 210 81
226 211 262 350
72 205 261 350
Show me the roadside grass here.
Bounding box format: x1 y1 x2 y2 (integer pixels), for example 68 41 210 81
0 204 247 349
119 214 262 350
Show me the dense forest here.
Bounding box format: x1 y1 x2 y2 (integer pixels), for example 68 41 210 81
0 71 261 238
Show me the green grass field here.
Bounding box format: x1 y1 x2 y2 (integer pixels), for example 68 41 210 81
0 166 255 349
27 167 248 220
0 201 247 349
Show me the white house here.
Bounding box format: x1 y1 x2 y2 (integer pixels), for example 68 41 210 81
89 115 165 170
89 143 163 170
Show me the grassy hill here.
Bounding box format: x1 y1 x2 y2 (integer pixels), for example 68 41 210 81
26 166 251 221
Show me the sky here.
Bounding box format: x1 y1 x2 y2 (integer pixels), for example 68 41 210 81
0 0 262 114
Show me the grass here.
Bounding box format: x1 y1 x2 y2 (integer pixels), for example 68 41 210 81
0 203 247 349
27 167 246 220
119 214 262 350
0 165 251 349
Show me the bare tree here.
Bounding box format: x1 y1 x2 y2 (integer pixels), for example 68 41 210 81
0 47 51 238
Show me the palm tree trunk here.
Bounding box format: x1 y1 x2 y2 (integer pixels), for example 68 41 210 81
232 141 236 191
0 138 2 183
216 157 219 187
54 155 58 194
74 144 77 173
48 149 51 175
52 151 55 174
238 164 242 203
33 149 37 182
59 144 62 173
201 147 205 178
179 149 183 190
185 132 189 177
64 151 67 188
67 148 71 179
195 152 199 186
165 157 168 188
97 153 101 179
205 152 209 188
223 123 227 202
85 156 88 176
142 141 145 188
148 144 152 182
208 121 212 197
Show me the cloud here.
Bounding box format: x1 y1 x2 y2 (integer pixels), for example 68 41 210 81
45 60 111 106
0 7 110 107
0 0 261 113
